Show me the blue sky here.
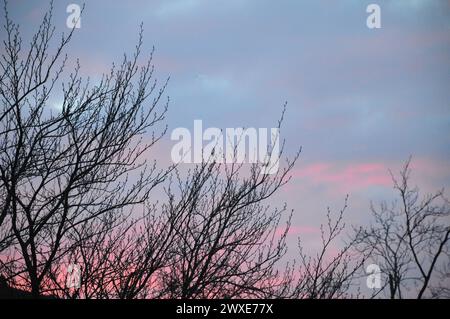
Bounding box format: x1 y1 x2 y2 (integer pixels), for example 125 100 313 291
7 0 450 257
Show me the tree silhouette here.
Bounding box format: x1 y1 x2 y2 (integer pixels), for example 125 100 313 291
0 1 169 297
0 1 300 299
291 197 367 299
1 2 448 300
355 158 450 299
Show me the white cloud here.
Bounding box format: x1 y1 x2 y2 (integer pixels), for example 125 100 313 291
47 98 64 112
196 74 231 92
387 0 436 11
155 0 203 18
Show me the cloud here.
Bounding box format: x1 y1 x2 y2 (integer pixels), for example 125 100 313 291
155 0 203 18
196 74 231 92
292 162 391 194
387 0 440 11
275 225 320 238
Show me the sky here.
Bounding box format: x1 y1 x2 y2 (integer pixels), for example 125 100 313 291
6 0 450 270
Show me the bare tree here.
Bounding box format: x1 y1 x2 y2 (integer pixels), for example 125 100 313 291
0 1 169 297
266 197 367 299
0 2 303 299
355 158 450 299
1 1 398 300
34 125 300 299
158 155 298 298
40 203 182 299
430 256 450 298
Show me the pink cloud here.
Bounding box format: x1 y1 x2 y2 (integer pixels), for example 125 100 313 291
275 225 320 237
292 161 391 194
289 225 320 236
